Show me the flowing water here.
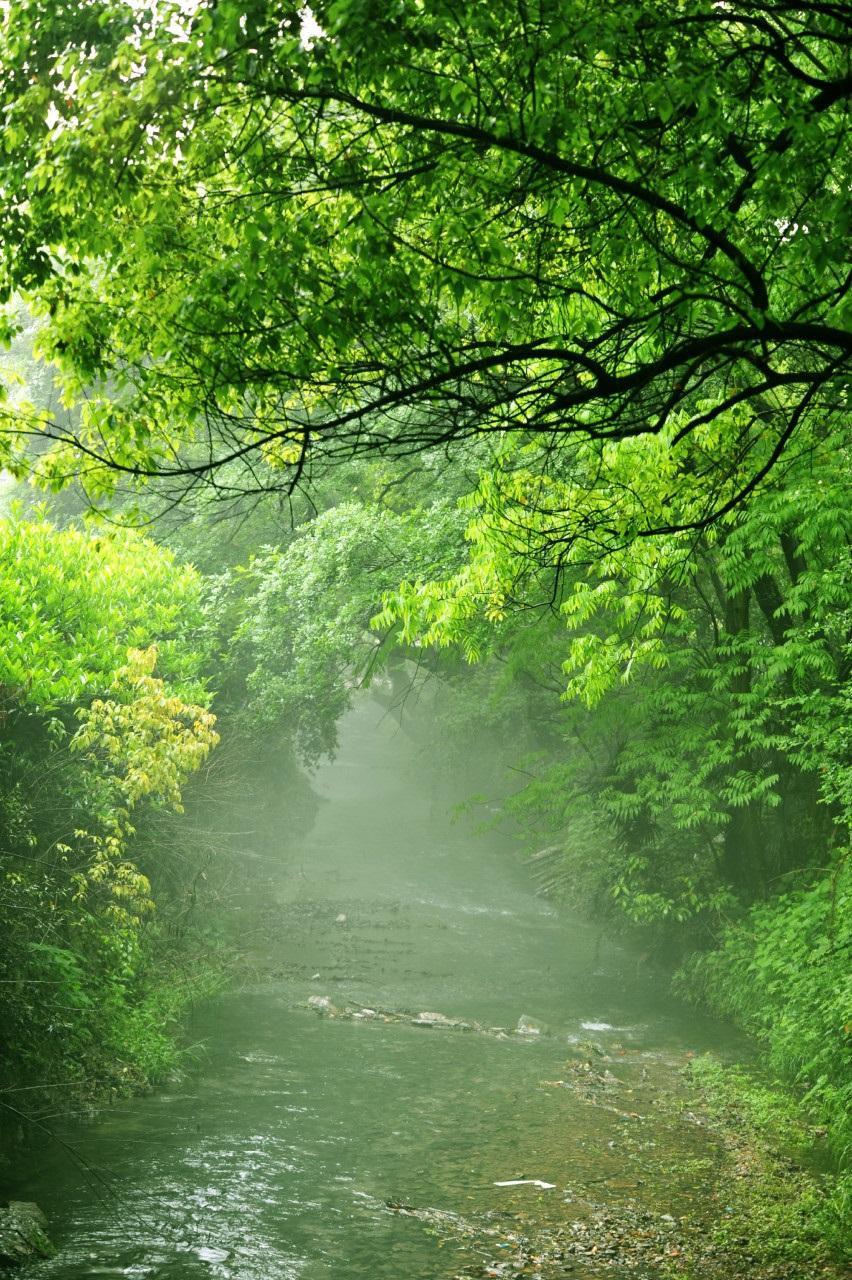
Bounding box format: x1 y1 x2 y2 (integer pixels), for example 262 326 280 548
9 697 742 1278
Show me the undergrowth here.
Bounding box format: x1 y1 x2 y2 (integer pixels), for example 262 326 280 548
680 1057 850 1272
104 940 228 1088
675 856 852 1263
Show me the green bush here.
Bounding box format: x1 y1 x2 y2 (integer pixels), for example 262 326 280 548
0 513 219 1115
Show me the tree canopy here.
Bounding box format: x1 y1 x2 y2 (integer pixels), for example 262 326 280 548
0 0 848 530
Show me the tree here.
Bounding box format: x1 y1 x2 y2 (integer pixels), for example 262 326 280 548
0 0 848 533
205 485 467 761
377 417 852 904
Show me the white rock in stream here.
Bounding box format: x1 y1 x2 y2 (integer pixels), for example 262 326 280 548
308 995 335 1013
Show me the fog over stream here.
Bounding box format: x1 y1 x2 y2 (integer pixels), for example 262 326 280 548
12 695 741 1279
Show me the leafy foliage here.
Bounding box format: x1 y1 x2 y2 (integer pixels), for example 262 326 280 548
0 1 847 527
0 509 207 711
380 420 851 912
0 513 218 1106
207 493 466 762
73 645 219 814
678 861 852 1177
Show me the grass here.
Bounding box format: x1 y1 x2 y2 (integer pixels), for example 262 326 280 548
663 1056 850 1278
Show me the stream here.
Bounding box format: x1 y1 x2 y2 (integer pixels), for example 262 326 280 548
9 696 744 1279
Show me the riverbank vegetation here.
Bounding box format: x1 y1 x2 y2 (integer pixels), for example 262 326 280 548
677 1056 849 1275
0 0 849 1265
0 513 221 1133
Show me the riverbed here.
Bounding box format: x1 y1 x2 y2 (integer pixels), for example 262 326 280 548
9 696 743 1278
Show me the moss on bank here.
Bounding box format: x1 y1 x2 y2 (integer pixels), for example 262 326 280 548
672 858 851 1267
665 1057 850 1278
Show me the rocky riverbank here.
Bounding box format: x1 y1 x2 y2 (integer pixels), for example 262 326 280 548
0 1203 55 1269
304 1003 848 1280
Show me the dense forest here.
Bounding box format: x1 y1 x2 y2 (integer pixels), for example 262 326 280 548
0 0 849 1273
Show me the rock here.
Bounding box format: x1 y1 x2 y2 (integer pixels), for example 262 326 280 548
411 1011 471 1030
0 1201 56 1267
307 995 334 1013
334 913 347 924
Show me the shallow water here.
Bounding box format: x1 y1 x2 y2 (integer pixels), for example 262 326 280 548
9 698 741 1278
